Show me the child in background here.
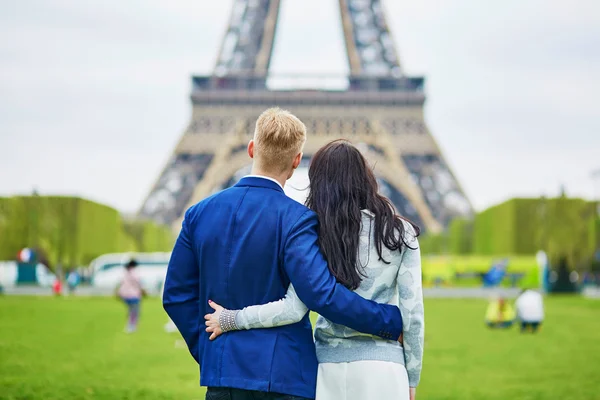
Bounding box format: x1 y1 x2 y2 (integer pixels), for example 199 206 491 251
66 269 80 294
117 259 145 333
485 297 516 328
52 277 62 296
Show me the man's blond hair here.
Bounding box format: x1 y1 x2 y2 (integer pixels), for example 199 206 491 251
253 108 307 173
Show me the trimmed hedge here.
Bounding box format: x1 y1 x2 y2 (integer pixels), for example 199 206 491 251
421 196 599 269
419 232 447 255
541 197 597 268
123 219 175 253
448 218 473 255
418 217 473 257
473 199 518 255
0 196 174 269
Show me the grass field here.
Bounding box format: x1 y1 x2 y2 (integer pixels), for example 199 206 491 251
1 296 599 400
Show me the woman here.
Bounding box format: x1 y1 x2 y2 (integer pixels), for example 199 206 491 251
205 140 424 400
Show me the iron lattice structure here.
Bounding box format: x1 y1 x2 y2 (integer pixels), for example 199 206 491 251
139 0 472 233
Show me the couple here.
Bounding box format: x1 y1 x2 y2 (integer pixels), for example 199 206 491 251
163 108 424 400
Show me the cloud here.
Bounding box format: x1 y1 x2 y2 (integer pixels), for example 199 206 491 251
0 0 598 213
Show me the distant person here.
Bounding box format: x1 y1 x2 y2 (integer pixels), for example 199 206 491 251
485 297 515 328
117 259 145 333
482 259 509 287
515 289 544 333
66 269 80 294
52 276 62 296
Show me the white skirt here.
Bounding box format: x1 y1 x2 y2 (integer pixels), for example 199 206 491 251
316 360 410 400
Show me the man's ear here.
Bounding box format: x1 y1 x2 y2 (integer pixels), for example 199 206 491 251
247 140 254 159
292 152 302 169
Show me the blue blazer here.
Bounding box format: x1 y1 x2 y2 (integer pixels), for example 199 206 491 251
163 177 403 399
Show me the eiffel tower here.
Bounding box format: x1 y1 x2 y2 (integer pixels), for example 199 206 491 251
139 0 472 233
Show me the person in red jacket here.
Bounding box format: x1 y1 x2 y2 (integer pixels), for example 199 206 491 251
52 277 62 296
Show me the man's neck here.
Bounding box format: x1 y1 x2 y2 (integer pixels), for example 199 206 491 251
250 168 287 188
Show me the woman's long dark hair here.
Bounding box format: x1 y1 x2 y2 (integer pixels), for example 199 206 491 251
306 139 420 290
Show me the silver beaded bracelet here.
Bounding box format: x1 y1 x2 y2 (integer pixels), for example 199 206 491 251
219 309 239 332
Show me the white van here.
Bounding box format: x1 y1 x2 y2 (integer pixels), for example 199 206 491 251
0 261 56 288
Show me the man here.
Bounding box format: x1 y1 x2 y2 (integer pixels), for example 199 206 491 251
163 108 403 400
515 288 544 333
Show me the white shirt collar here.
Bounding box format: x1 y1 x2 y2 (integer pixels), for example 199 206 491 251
244 175 284 190
361 209 375 218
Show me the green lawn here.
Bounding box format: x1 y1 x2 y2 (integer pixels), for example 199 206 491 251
0 296 599 400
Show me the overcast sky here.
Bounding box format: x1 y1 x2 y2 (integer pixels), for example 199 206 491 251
1 0 599 213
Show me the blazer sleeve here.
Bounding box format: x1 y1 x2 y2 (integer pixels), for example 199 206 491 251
163 208 201 363
283 210 403 340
